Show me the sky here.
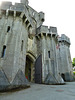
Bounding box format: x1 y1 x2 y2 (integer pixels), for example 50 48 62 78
0 0 75 60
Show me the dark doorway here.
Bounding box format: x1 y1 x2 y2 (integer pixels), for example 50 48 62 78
25 56 34 82
61 73 66 81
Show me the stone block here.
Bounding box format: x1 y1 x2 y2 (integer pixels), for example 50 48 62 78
56 74 65 84
44 73 58 84
12 69 30 89
45 73 65 85
0 69 10 92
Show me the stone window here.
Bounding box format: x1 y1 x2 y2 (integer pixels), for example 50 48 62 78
22 15 26 22
48 51 50 58
1 45 6 58
26 20 29 26
7 26 10 32
21 40 24 51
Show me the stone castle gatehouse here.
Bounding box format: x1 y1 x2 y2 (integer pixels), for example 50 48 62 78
0 0 74 91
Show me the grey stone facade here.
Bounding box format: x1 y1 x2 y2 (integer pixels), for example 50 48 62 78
0 0 73 91
56 34 74 81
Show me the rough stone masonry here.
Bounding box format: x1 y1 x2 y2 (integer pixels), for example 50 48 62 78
0 0 74 91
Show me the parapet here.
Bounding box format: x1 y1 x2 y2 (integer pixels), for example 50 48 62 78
10 3 24 12
49 26 57 33
58 34 70 44
0 1 33 28
0 0 29 11
36 25 49 35
0 1 12 10
49 26 58 36
36 25 58 37
20 0 29 5
0 1 45 29
0 1 25 12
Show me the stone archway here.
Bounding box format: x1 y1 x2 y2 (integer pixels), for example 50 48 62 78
25 52 36 82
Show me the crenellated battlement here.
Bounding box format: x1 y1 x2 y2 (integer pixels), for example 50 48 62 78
36 25 58 38
20 0 29 5
58 34 70 44
36 25 49 34
0 1 45 33
49 26 58 36
0 2 27 14
0 1 12 10
0 2 35 34
49 26 57 33
0 0 29 10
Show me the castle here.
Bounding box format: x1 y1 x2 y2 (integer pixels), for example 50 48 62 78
0 0 74 91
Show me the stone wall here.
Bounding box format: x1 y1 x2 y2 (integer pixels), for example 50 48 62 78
57 34 74 81
0 2 32 91
36 26 64 84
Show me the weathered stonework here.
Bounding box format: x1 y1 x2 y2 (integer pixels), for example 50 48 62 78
0 0 74 91
56 34 74 81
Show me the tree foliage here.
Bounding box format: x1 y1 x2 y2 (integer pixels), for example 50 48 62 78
72 58 75 67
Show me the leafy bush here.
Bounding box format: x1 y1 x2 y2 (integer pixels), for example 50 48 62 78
73 71 75 75
72 58 75 67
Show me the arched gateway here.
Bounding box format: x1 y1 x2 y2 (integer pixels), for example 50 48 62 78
25 52 36 82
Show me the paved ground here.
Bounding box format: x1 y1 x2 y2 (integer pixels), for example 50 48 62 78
0 82 75 100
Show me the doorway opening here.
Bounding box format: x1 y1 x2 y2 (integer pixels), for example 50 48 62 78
61 73 66 81
25 55 35 82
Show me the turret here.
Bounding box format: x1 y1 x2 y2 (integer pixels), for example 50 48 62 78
20 0 29 5
35 25 64 84
57 34 74 81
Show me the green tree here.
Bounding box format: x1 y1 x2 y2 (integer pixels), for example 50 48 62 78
72 58 75 67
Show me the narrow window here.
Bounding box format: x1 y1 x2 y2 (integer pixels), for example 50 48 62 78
22 15 26 22
21 40 23 51
48 51 50 58
7 26 10 32
1 45 6 58
26 20 29 26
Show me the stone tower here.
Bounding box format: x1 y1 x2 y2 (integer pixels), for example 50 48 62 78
57 34 74 81
0 0 45 91
35 26 64 84
0 1 31 91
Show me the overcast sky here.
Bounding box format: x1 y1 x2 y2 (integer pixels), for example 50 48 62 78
0 0 75 60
